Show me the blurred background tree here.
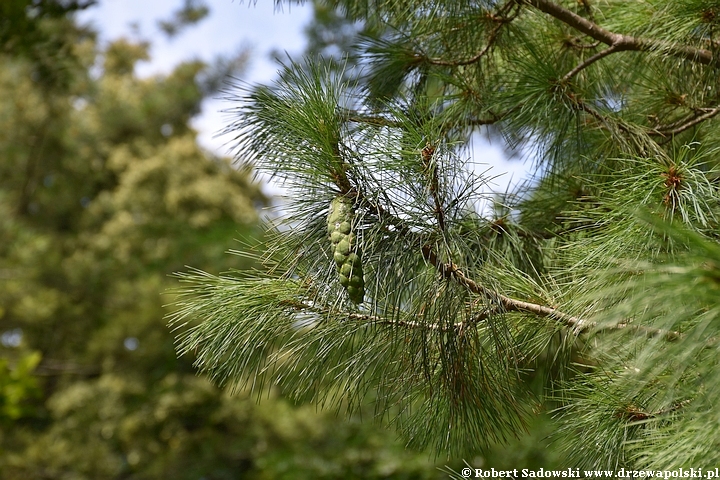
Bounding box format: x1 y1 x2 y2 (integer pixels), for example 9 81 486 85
0 1 477 478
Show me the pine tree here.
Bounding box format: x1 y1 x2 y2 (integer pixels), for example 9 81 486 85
172 0 720 468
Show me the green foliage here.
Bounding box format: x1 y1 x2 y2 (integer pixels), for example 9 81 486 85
0 351 42 422
177 0 720 467
158 0 210 38
0 0 96 89
0 3 452 478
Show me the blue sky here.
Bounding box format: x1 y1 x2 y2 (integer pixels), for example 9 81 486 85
79 0 314 155
78 0 530 199
79 0 313 82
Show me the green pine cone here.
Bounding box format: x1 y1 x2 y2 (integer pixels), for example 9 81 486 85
327 195 365 304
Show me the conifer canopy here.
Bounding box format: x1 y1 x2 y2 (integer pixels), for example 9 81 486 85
173 0 720 466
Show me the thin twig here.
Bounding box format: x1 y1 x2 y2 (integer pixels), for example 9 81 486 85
654 399 693 416
425 1 517 67
467 115 504 127
564 37 601 50
650 106 720 136
340 108 403 128
652 111 702 133
424 34 498 66
616 399 692 422
421 144 446 231
341 107 504 134
281 299 448 331
561 44 621 83
285 275 680 341
571 96 631 137
595 321 682 341
419 245 684 340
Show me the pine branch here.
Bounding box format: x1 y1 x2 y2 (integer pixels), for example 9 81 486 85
339 107 403 127
287 264 684 342
341 108 504 128
358 182 682 341
567 40 601 50
649 105 720 137
615 399 692 422
467 116 504 127
421 244 681 342
423 0 519 67
523 0 715 66
419 244 587 331
353 181 589 331
280 298 450 331
561 44 621 83
341 107 506 137
572 98 631 137
595 321 682 342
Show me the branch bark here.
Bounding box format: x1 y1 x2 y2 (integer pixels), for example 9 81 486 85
419 245 588 332
650 105 720 136
281 299 448 331
340 107 504 131
339 108 403 128
523 0 714 66
421 144 446 232
561 44 621 83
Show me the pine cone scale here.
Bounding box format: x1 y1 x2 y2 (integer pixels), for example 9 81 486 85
327 195 365 304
